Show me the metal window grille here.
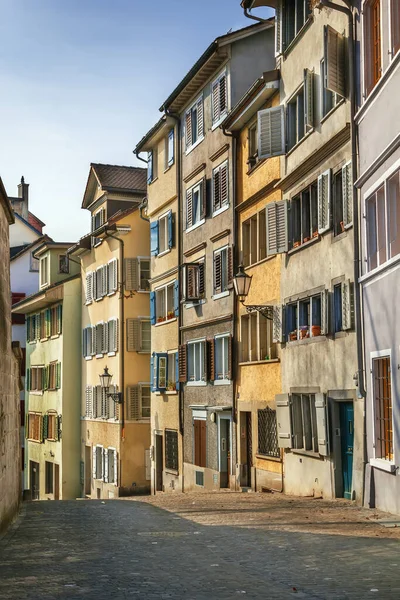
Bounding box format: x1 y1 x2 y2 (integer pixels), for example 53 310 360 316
373 357 393 461
165 430 178 471
257 407 280 458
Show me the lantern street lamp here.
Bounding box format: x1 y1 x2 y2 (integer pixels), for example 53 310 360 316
99 366 123 404
233 263 274 320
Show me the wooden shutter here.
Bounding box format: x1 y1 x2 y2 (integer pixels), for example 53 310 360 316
185 110 192 148
197 97 204 140
126 386 140 420
275 0 283 56
90 326 96 356
258 106 285 159
272 305 284 343
198 262 205 298
186 189 193 228
208 339 215 382
56 362 61 389
102 265 108 296
318 169 331 234
212 80 220 123
186 265 196 300
267 203 277 255
42 414 48 441
113 449 118 486
275 394 293 448
227 246 233 286
220 163 228 208
213 167 221 212
276 200 288 253
86 273 93 303
320 289 329 336
124 258 138 291
96 323 103 355
342 161 353 227
85 386 93 418
92 387 98 418
45 309 51 337
325 25 345 97
315 394 329 456
126 319 140 352
214 252 222 294
111 319 118 352
178 345 187 382
219 74 227 115
341 279 352 330
304 68 314 132
194 420 207 468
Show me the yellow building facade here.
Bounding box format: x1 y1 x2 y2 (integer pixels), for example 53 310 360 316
224 75 284 492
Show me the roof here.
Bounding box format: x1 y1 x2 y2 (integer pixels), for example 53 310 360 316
91 163 147 192
160 20 274 114
135 115 178 155
28 212 45 228
33 240 76 259
0 177 15 225
12 211 43 236
10 235 52 261
11 273 80 314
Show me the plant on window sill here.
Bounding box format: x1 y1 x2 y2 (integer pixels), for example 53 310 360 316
340 221 345 233
293 240 301 249
157 316 166 323
167 381 176 392
289 331 298 341
167 311 175 320
299 326 309 340
312 230 319 239
311 325 321 337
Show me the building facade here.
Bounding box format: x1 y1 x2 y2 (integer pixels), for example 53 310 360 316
355 0 400 514
12 241 81 500
69 164 151 499
135 116 183 494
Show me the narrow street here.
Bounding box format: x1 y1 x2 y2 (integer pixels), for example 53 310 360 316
1 493 400 599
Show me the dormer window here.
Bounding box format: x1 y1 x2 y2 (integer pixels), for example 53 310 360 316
40 256 49 288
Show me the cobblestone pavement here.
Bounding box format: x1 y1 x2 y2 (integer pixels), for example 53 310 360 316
1 493 400 600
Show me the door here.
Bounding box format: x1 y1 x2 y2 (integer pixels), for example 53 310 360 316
30 461 40 500
85 446 91 496
194 419 206 467
340 402 354 500
219 418 231 488
155 434 163 492
246 412 253 487
54 464 60 500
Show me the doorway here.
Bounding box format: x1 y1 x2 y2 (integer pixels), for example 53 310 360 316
155 434 163 492
340 402 354 500
54 464 60 500
30 461 40 500
219 416 231 488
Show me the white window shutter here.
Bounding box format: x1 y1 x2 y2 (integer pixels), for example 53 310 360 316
318 169 331 234
275 0 283 56
108 386 116 420
85 385 93 418
320 289 329 336
114 450 118 486
325 25 345 97
341 279 352 330
126 319 140 352
96 386 102 419
304 68 314 132
315 394 329 456
197 97 204 139
127 386 140 420
103 448 109 482
92 387 97 418
113 319 118 352
275 394 293 448
91 326 96 355
86 272 93 303
103 322 109 354
92 446 97 479
266 203 277 256
125 258 139 291
272 305 285 343
186 189 193 229
276 200 288 253
342 161 353 227
258 106 285 159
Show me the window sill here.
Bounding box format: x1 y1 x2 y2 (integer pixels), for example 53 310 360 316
50 334 60 340
370 458 396 474
157 248 171 258
155 317 177 327
85 301 92 306
40 337 48 343
185 299 206 309
137 289 151 294
107 291 117 297
211 114 228 131
96 354 104 359
320 98 345 125
137 350 151 355
282 16 314 59
359 253 400 285
291 448 322 459
244 255 276 270
148 176 158 186
29 391 44 396
27 439 42 444
187 381 207 387
288 235 320 255
156 390 178 396
107 352 116 357
186 219 205 234
185 136 204 156
247 158 265 176
212 204 230 218
239 359 280 367
286 127 314 157
212 291 230 300
286 335 327 347
164 163 174 174
331 229 349 244
85 356 93 361
213 379 231 386
255 453 282 463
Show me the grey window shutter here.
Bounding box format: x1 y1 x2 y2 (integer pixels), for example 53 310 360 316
85 386 92 418
108 386 116 420
92 387 97 418
342 161 353 227
125 258 139 291
325 25 345 98
197 97 204 139
272 305 285 343
126 318 140 352
103 321 109 354
108 259 117 293
276 200 288 253
108 450 115 483
96 323 104 355
96 386 102 419
101 387 107 419
220 162 228 207
97 446 103 480
185 110 192 148
341 279 352 330
267 203 277 256
86 273 93 303
318 169 331 234
275 394 293 448
304 68 314 132
103 448 109 482
315 393 329 456
186 189 193 229
114 450 118 486
275 0 283 56
90 326 96 356
92 446 97 479
320 289 329 336
258 106 285 159
127 386 140 420
102 264 108 296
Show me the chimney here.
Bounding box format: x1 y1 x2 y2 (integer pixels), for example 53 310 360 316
15 176 29 221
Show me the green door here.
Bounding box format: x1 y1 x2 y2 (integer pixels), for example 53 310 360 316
340 402 354 500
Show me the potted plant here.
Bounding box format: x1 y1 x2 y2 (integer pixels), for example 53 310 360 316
303 236 311 243
157 316 166 324
293 240 301 248
167 310 175 320
299 326 308 339
289 330 298 341
167 380 176 391
311 325 321 337
312 230 319 239
340 221 345 233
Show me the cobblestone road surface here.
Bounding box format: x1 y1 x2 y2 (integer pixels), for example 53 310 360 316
1 493 400 599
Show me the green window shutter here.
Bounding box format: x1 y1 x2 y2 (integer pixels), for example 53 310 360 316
45 309 51 337
42 415 48 440
42 367 47 391
56 363 61 389
26 316 31 342
57 415 62 440
57 305 62 334
44 366 50 390
26 368 30 391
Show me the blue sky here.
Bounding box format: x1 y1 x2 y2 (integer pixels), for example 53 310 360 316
0 0 272 241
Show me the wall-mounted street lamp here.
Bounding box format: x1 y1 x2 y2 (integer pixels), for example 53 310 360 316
233 263 274 320
99 366 123 404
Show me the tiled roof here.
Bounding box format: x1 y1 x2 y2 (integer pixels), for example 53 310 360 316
91 163 147 192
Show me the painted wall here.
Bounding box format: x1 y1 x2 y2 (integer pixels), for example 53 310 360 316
9 217 39 247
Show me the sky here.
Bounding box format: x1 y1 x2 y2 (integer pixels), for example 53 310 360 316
0 0 273 242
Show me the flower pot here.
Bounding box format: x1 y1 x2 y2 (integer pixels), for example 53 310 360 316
340 221 345 233
299 327 308 339
311 325 321 337
303 237 310 243
312 230 319 239
289 331 298 341
293 241 301 248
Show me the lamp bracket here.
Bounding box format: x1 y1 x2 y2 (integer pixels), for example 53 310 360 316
107 392 123 404
244 304 274 320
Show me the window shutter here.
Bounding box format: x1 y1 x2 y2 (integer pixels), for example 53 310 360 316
200 179 206 220
168 211 174 249
318 169 331 234
175 353 180 391
56 362 61 389
212 80 220 124
114 449 118 486
275 394 293 448
198 262 205 298
213 168 220 212
197 97 204 140
26 368 30 391
178 345 187 382
186 265 196 300
220 163 228 208
92 269 97 300
208 338 215 382
102 264 108 297
227 334 233 380
97 446 103 480
227 246 233 286
324 25 345 97
219 74 227 116
341 279 352 330
186 189 193 229
320 289 329 336
103 448 109 482
185 110 192 148
315 393 329 456
96 323 104 355
275 0 283 56
90 326 96 356
214 252 222 294
266 203 277 255
125 258 139 291
101 387 107 419
174 280 179 317
342 161 353 227
147 151 153 184
85 386 93 418
44 366 49 390
258 106 285 159
42 414 48 441
108 259 118 293
150 291 156 325
150 221 159 256
92 446 97 479
304 68 314 132
57 305 62 334
45 309 51 337
27 316 31 342
272 305 285 343
92 387 98 418
127 386 140 420
86 272 93 303
276 200 288 253
126 319 140 352
111 319 118 352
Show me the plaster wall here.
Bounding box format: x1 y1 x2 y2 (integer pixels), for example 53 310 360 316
9 218 39 247
11 251 40 297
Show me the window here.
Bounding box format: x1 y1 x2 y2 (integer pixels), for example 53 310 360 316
372 356 393 461
242 210 267 267
212 70 227 125
392 0 400 55
124 257 150 292
153 281 177 324
166 129 174 168
45 462 54 494
152 353 178 392
241 312 276 362
27 413 42 441
185 95 204 150
186 180 205 230
58 254 69 274
91 207 106 246
286 292 327 341
321 58 340 117
183 262 205 302
214 335 231 382
30 252 39 272
48 362 58 390
212 161 229 214
165 430 179 471
367 184 389 271
105 448 118 484
126 319 150 353
28 366 45 392
126 384 151 420
47 413 57 441
50 305 62 336
40 256 49 287
287 87 305 151
258 408 280 458
147 148 157 183
213 246 232 296
150 212 174 256
365 0 382 93
283 0 311 48
187 340 206 384
292 394 318 452
248 122 258 169
289 183 318 248
167 352 178 391
388 169 400 258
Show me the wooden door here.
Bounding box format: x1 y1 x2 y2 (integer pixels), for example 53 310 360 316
54 464 60 500
155 435 163 492
194 419 206 467
246 413 253 487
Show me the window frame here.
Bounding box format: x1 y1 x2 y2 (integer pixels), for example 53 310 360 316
214 334 230 384
240 311 276 363
283 0 312 50
363 0 382 95
58 254 69 275
27 412 42 442
187 338 207 386
165 429 179 472
166 128 175 169
370 351 395 468
186 179 205 232
390 0 400 57
213 245 229 298
185 94 204 153
40 255 49 288
320 57 341 119
288 182 319 249
286 292 325 342
155 281 176 324
147 148 158 184
158 211 170 255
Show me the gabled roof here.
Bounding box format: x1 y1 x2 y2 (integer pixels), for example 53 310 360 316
12 211 43 236
10 235 53 262
0 177 15 225
82 163 147 209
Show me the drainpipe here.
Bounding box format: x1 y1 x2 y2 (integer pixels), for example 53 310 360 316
242 6 267 22
139 197 150 222
133 149 148 166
